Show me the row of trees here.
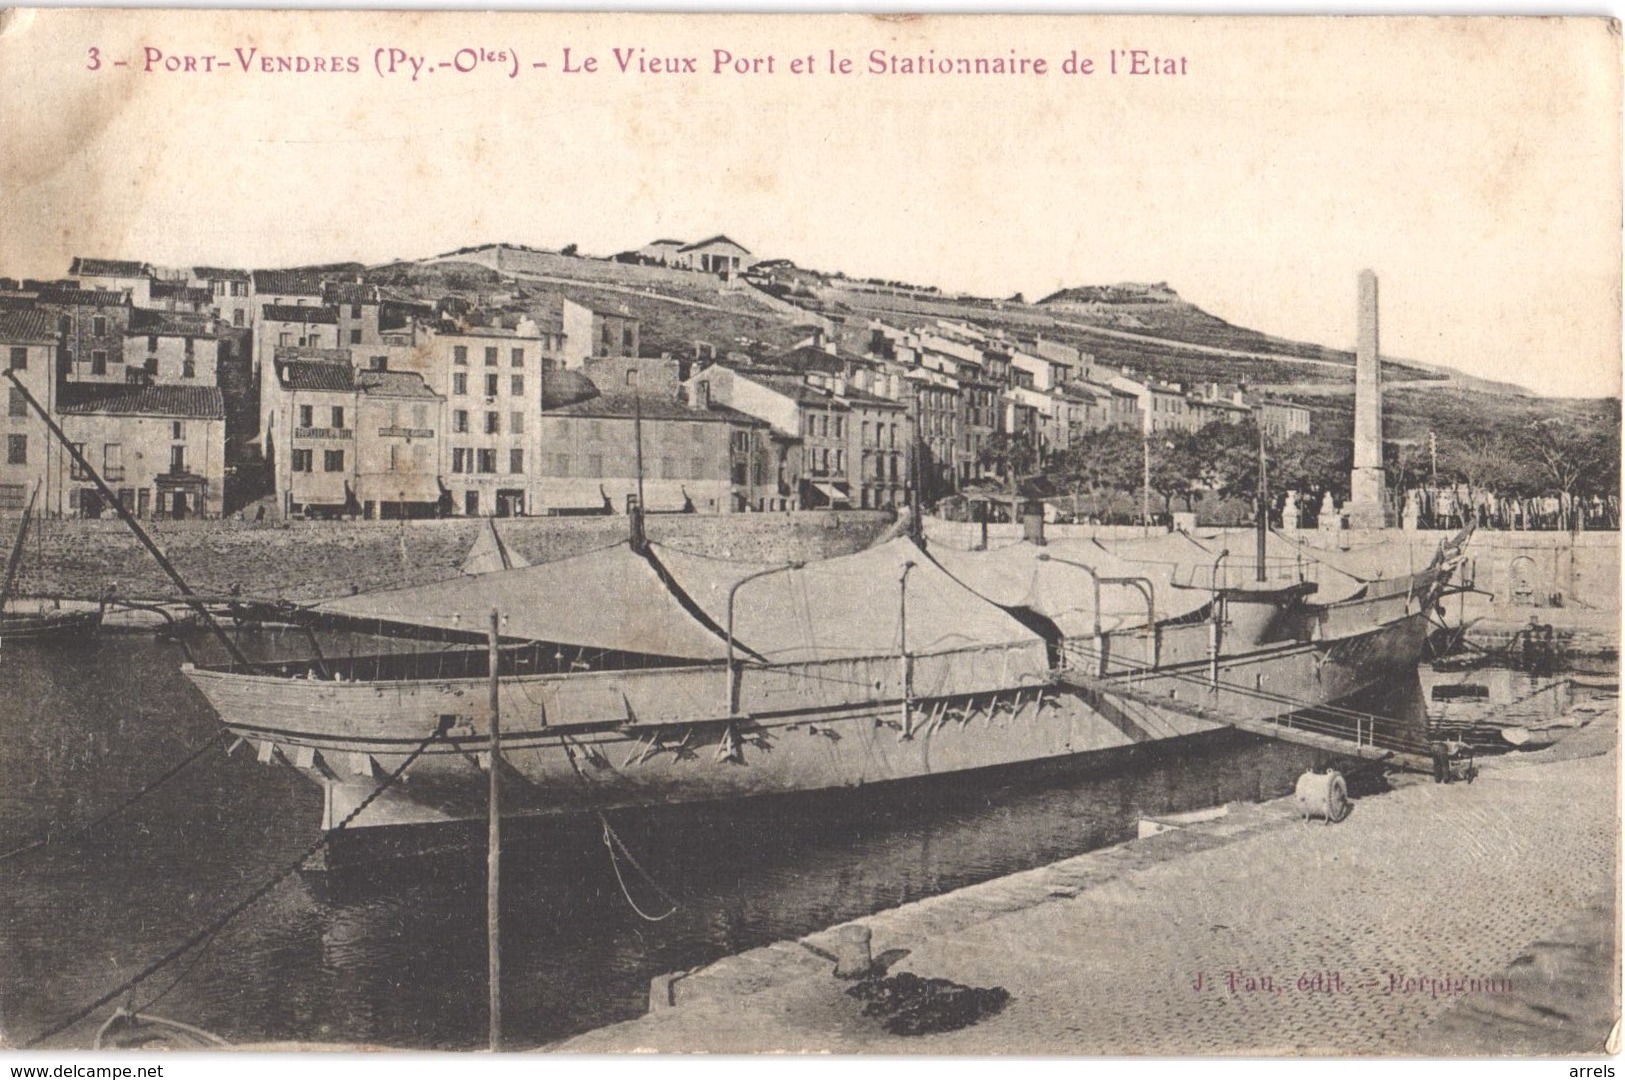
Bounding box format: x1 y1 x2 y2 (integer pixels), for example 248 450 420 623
974 408 1620 526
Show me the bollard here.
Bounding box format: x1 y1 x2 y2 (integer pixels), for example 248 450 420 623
647 971 685 1012
832 924 874 979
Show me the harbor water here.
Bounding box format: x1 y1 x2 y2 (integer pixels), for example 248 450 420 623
0 630 1563 1049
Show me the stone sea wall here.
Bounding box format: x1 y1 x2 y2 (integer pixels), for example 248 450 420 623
12 511 897 602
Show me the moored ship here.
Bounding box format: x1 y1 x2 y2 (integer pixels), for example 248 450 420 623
180 523 1472 845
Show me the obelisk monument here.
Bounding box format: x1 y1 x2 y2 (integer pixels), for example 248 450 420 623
1346 269 1390 528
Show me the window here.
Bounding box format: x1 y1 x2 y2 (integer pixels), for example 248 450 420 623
818 415 828 437
103 443 123 481
477 449 496 474
5 347 24 373
182 360 195 379
145 356 157 376
0 485 24 511
331 406 345 429
485 412 499 435
465 491 479 517
92 316 106 336
485 373 499 397
511 375 524 396
91 351 108 375
453 410 468 434
68 442 87 479
484 347 498 367
170 445 186 473
623 328 634 350
291 449 313 472
453 346 468 365
299 405 314 428
172 421 184 439
509 449 524 474
453 372 468 396
834 417 844 438
147 335 159 352
861 421 869 447
835 449 844 474
511 348 524 368
349 329 362 345
323 449 345 472
451 448 469 474
510 411 524 435
370 355 387 371
351 304 362 319
8 389 25 418
626 370 639 387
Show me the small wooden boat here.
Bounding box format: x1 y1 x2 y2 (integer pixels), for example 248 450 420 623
0 486 102 645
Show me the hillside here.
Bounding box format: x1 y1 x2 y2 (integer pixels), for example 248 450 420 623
377 244 1594 450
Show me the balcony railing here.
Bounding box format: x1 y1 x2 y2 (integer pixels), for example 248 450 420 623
294 427 353 440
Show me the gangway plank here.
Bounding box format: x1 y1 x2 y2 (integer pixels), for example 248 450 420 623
1060 674 1435 774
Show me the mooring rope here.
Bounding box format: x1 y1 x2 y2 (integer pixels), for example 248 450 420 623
23 723 448 1049
597 811 678 923
0 728 229 864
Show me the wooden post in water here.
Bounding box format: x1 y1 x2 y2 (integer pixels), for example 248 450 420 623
487 608 502 1052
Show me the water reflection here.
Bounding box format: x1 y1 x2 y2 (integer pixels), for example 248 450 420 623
0 631 1453 1049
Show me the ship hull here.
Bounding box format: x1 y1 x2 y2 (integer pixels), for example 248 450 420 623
182 605 1431 837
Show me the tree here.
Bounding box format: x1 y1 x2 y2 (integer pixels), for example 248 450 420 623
560 243 579 257
978 431 1040 493
1519 413 1620 530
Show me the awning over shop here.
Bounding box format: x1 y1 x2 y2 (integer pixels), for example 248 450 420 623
810 482 852 507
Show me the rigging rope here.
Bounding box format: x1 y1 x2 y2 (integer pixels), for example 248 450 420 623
22 723 448 1048
0 729 229 864
597 811 678 923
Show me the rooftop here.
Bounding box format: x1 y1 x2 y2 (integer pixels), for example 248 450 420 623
0 309 59 345
545 389 757 425
59 384 224 420
252 270 326 296
37 287 129 308
193 266 251 282
278 360 354 393
70 257 150 279
678 234 751 254
128 308 215 336
356 370 439 400
262 304 339 325
323 282 381 306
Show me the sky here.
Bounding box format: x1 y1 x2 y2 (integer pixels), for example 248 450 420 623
1 11 1619 397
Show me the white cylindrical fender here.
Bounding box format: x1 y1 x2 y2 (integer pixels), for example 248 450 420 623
1295 769 1349 824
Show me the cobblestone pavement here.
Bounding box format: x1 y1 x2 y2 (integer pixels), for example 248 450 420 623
559 711 1617 1056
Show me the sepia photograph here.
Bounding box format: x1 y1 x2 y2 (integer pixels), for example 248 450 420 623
0 9 1618 1060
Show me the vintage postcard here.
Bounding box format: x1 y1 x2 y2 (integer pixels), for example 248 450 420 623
0 9 1618 1061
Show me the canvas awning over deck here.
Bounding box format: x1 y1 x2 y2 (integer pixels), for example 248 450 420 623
315 541 732 660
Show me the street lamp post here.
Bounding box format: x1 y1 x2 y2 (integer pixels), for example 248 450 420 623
724 561 805 715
